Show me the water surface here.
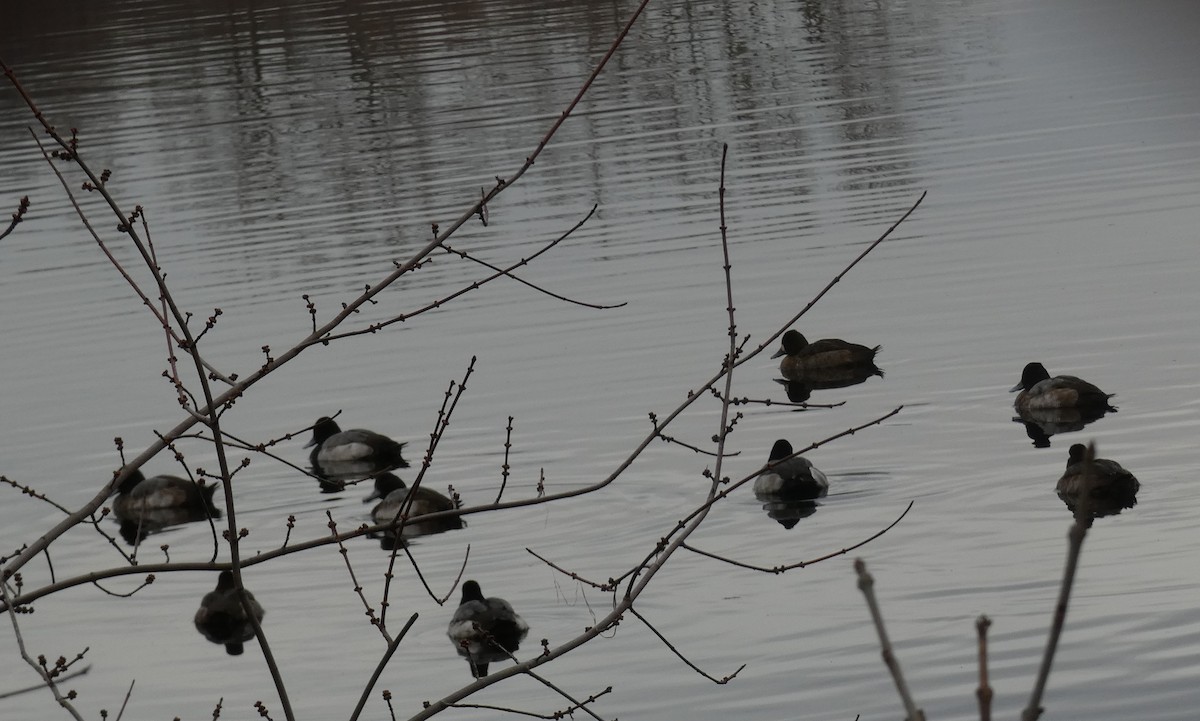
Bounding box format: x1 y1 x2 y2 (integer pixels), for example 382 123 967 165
2 0 1198 719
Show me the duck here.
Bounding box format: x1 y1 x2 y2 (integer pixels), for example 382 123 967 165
446 580 529 678
193 571 265 656
305 416 409 476
1056 443 1139 518
753 439 829 500
365 472 463 537
112 468 219 518
772 330 880 379
1010 362 1116 412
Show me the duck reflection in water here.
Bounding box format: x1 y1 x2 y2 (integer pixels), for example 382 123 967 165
754 440 829 528
759 496 821 529
305 416 410 492
1013 406 1111 448
111 468 220 545
194 571 265 656
773 330 880 379
447 580 529 678
1056 443 1140 520
365 472 463 547
774 363 883 403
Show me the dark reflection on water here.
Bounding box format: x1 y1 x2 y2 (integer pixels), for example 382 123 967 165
757 496 821 530
773 364 883 403
1 0 937 295
1013 406 1111 448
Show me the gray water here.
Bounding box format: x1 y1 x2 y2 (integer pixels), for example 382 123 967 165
2 0 1199 719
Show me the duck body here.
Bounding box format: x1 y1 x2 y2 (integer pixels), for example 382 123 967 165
1010 362 1116 412
306 416 409 476
447 580 529 678
1056 444 1140 518
773 330 880 379
194 571 265 656
112 469 219 515
753 439 829 500
366 473 463 537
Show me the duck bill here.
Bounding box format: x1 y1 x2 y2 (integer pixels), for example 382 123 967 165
1009 382 1024 393
303 437 318 448
770 347 786 359
363 488 382 504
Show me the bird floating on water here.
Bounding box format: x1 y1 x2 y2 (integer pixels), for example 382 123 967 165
772 330 880 380
447 580 529 678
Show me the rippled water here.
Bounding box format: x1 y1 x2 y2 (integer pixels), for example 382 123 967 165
3 0 1199 719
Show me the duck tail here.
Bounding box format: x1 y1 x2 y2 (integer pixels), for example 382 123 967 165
388 441 411 469
201 483 224 516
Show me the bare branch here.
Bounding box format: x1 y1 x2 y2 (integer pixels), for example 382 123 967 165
449 686 612 720
976 615 993 721
681 501 913 574
854 559 925 721
1021 441 1096 721
0 580 86 720
0 194 30 242
629 606 745 684
347 614 418 721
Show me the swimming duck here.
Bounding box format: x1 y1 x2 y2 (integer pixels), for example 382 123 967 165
772 330 880 379
365 472 463 537
446 580 529 678
305 416 409 475
193 571 265 656
1056 443 1139 519
112 469 219 518
753 439 829 500
1010 363 1116 412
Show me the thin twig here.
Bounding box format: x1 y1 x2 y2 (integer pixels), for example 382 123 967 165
0 581 86 721
442 207 624 311
519 668 610 721
113 678 135 721
526 549 611 591
680 500 913 574
449 687 611 720
854 559 925 721
0 195 30 242
0 664 91 700
380 361 475 623
629 606 745 684
496 417 514 504
976 615 993 721
347 614 418 721
0 476 74 515
89 576 155 598
756 193 926 366
321 204 604 343
1021 441 1096 721
327 513 382 638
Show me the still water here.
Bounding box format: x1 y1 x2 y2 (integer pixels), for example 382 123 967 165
2 0 1198 719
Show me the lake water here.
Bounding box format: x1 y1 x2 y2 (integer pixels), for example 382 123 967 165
2 0 1198 719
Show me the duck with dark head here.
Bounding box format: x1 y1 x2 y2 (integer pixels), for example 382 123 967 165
194 571 265 656
111 468 221 544
772 330 880 381
446 580 529 678
1056 443 1140 520
305 416 409 489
